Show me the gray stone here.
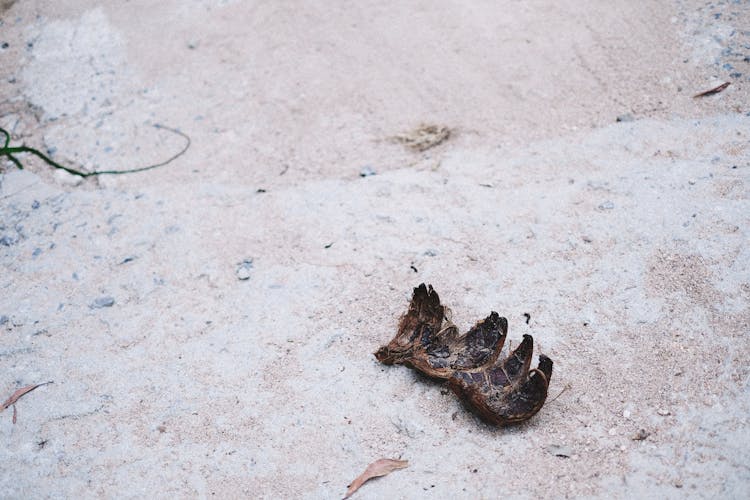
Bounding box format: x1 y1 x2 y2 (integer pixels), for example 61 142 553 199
91 296 115 308
236 259 254 280
0 234 17 246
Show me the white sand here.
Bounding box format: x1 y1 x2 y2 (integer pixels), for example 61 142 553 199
1 1 749 498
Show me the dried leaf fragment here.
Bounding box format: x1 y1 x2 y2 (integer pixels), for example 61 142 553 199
392 124 451 152
693 82 730 98
344 458 408 499
1 381 53 411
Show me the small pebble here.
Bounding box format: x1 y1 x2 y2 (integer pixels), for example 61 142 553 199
359 165 376 177
91 296 115 308
657 408 671 416
0 235 17 246
616 113 634 123
54 169 84 186
31 200 40 209
623 410 631 419
236 259 254 280
598 201 615 210
608 427 617 436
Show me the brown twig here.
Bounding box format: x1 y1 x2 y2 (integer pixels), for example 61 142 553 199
693 82 730 98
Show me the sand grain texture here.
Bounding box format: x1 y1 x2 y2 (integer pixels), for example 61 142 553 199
1 1 749 498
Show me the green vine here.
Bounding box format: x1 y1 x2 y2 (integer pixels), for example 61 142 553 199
0 124 190 178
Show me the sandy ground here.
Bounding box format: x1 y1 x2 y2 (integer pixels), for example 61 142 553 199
1 1 749 498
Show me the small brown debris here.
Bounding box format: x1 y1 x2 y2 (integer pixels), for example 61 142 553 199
547 444 572 458
392 125 451 152
632 428 651 441
344 458 408 499
693 82 730 98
